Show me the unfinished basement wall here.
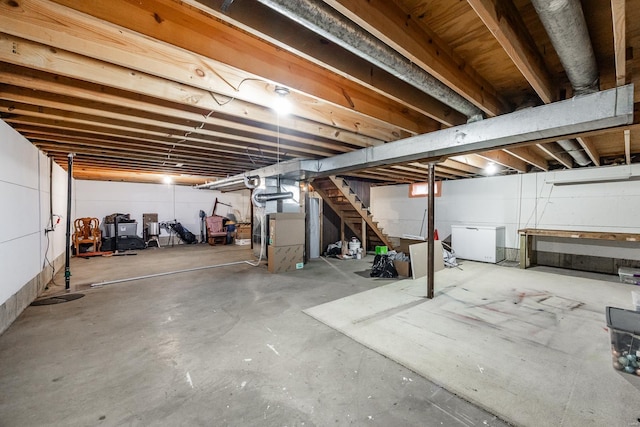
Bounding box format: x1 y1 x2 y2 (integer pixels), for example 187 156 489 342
74 180 251 240
0 120 68 334
371 164 640 268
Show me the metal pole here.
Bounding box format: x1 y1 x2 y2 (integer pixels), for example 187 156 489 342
64 153 74 290
427 163 435 299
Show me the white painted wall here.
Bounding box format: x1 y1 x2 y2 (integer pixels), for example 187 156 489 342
0 120 67 306
74 180 251 238
371 164 640 259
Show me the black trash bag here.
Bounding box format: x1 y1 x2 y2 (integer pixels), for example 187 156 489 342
370 255 398 278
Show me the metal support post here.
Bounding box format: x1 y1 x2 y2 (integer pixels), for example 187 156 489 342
427 162 436 299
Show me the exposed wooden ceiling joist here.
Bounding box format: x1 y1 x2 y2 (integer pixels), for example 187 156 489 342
0 0 637 185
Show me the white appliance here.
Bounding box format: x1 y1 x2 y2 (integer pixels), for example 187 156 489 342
451 225 506 263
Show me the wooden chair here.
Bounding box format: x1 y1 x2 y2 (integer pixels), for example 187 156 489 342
73 217 102 254
205 215 227 245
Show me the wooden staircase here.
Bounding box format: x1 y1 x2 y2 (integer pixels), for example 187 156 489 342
312 176 393 250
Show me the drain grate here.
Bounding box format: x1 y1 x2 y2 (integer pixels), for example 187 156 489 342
30 294 85 306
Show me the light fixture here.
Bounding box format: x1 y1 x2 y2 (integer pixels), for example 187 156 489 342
274 86 290 96
175 163 184 167
273 85 291 116
485 162 497 175
163 175 173 184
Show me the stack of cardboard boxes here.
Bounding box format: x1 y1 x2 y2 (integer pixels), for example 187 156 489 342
267 212 305 273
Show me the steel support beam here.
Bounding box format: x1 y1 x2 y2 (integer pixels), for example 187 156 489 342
301 85 633 175
196 86 633 190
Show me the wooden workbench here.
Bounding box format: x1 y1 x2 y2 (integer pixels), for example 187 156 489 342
518 228 640 269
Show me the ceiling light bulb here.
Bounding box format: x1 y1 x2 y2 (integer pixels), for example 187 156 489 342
485 162 497 175
273 95 291 116
163 175 173 184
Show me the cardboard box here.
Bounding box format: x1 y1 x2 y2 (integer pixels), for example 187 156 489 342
393 260 412 277
269 213 304 247
398 238 425 254
268 244 304 273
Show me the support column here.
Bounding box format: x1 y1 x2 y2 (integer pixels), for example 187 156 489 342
64 153 74 290
361 217 367 253
427 162 436 299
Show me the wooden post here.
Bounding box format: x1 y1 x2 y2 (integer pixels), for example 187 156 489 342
361 217 367 253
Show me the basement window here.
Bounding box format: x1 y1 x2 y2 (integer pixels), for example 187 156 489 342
409 181 442 198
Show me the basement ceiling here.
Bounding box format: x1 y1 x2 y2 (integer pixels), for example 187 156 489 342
1 0 639 185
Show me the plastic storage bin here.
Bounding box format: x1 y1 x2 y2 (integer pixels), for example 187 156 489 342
606 306 640 377
375 246 388 255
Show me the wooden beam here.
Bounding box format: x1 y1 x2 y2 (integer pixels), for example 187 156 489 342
183 0 467 127
476 150 528 173
0 64 383 149
450 154 506 175
536 142 573 169
0 86 350 156
611 0 626 86
467 0 556 103
59 167 216 186
624 129 631 165
38 0 428 137
502 146 549 171
0 32 398 144
322 0 508 117
575 137 601 166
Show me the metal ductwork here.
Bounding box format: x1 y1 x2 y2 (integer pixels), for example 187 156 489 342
531 0 599 95
531 0 599 166
556 139 591 166
252 0 483 121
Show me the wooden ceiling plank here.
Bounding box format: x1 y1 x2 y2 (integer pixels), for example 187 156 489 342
29 137 265 169
322 0 507 116
68 169 212 186
18 125 279 164
450 154 506 175
624 129 631 165
611 0 626 86
8 117 290 160
0 101 343 158
502 146 549 171
407 161 472 178
536 142 574 169
0 86 351 155
467 0 555 103
0 64 383 149
575 136 601 166
34 0 427 137
0 32 398 144
476 150 528 172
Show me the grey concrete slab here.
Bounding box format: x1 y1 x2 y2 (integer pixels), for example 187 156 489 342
0 246 507 427
305 261 640 427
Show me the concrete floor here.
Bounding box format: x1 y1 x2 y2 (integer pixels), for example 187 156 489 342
306 260 640 426
0 245 508 427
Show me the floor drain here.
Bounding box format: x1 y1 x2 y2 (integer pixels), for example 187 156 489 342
30 294 85 306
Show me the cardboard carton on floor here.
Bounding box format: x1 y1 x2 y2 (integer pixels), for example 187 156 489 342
268 244 304 273
269 213 305 247
393 260 411 277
